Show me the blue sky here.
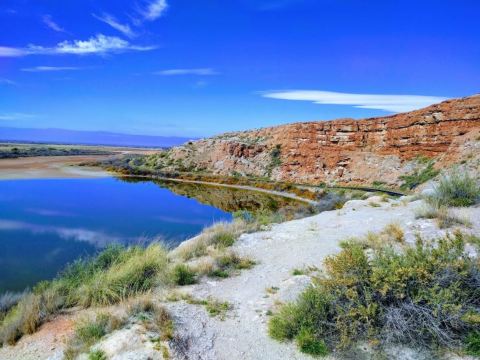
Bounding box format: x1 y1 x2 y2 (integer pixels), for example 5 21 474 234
0 0 479 137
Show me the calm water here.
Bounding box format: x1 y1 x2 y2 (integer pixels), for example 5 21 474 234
0 177 303 293
0 177 234 293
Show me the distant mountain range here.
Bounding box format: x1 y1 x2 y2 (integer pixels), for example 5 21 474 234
0 127 196 148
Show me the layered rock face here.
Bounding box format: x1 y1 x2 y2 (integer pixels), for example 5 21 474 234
167 95 480 185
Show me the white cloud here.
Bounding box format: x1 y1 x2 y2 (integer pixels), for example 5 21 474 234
0 34 156 57
93 13 136 38
0 113 37 121
262 90 448 113
154 68 218 76
42 15 65 33
21 66 81 72
141 0 168 21
0 46 27 57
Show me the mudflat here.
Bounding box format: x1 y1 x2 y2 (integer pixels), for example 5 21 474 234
0 155 111 179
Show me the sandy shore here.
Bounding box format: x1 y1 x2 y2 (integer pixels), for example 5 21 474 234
0 155 112 180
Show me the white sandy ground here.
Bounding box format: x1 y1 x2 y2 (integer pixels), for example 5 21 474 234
1 195 479 360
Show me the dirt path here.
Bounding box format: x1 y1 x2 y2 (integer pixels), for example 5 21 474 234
168 196 480 360
121 175 318 205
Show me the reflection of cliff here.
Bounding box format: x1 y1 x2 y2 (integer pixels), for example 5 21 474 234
153 180 299 213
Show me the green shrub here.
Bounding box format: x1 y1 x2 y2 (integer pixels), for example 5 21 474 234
295 328 329 357
465 331 480 356
88 350 107 360
211 232 236 248
171 264 197 285
427 172 479 207
269 232 480 354
399 161 439 190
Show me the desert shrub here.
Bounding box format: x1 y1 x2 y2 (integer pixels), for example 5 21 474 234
399 161 439 190
426 172 480 207
269 232 480 355
170 264 197 285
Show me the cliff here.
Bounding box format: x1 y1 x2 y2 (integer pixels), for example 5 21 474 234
155 95 480 185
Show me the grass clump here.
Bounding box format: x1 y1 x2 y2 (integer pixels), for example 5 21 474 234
0 243 169 346
426 172 480 208
88 350 107 360
64 312 124 359
175 220 253 261
205 299 231 320
170 264 197 286
269 232 480 355
296 328 329 357
127 296 174 340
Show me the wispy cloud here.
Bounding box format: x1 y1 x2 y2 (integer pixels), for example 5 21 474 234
0 78 16 85
42 15 66 33
0 113 38 121
140 0 168 22
21 66 81 72
154 68 218 76
262 90 448 113
93 13 136 38
0 34 156 57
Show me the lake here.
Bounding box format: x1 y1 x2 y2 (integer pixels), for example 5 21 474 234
0 177 300 293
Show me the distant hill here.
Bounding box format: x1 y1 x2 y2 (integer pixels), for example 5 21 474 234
0 127 195 148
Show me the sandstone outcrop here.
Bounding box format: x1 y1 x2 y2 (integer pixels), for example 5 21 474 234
161 95 480 185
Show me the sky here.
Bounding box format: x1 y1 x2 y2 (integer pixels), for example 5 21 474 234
0 0 479 137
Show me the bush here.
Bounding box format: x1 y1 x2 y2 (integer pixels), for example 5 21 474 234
427 172 479 207
171 264 197 285
296 328 329 357
465 331 480 356
269 232 480 354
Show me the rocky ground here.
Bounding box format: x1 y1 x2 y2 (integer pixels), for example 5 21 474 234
2 192 479 360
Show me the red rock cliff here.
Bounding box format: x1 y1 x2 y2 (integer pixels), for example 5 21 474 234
165 95 480 185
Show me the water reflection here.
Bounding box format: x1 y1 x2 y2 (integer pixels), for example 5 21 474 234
0 177 306 292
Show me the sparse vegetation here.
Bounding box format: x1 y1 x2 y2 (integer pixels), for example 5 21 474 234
170 264 197 286
0 144 112 159
414 172 478 229
399 161 440 190
426 172 480 207
0 244 169 346
269 232 480 356
64 312 124 360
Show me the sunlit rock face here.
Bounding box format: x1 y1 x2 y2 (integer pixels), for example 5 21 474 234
162 95 480 186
